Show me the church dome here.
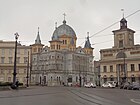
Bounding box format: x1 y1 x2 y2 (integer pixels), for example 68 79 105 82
52 20 76 40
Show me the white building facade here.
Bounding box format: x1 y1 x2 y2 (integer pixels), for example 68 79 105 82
31 19 94 86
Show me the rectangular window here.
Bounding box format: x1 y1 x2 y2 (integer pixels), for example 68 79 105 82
24 57 28 63
17 49 20 54
9 57 13 64
110 65 113 72
8 69 12 74
24 69 26 73
8 77 11 82
9 49 13 56
17 57 20 64
1 49 5 56
119 40 123 48
103 66 107 72
0 69 4 74
131 64 135 71
24 49 28 55
139 64 140 71
1 57 5 64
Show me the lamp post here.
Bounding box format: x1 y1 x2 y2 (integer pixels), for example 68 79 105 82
11 32 19 89
123 47 126 83
78 56 81 87
26 51 29 87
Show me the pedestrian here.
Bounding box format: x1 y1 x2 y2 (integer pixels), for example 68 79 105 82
16 80 19 88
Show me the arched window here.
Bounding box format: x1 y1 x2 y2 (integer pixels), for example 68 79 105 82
116 51 127 58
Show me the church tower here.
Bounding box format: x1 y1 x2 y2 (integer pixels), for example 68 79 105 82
31 27 44 54
83 32 94 55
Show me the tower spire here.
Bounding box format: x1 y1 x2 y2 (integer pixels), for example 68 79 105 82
38 27 40 35
84 32 92 48
35 27 41 44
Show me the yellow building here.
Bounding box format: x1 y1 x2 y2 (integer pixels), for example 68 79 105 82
100 17 140 84
0 40 31 85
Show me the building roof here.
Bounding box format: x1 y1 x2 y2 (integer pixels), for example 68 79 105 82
52 20 76 40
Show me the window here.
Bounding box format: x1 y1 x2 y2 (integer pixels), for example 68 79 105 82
0 69 4 74
17 69 19 73
24 49 28 55
9 57 13 64
9 49 13 56
57 45 59 49
33 48 37 52
24 69 26 73
1 49 5 56
8 69 12 74
17 57 20 64
131 64 135 71
76 76 78 82
65 40 67 44
110 65 113 72
17 49 20 54
1 57 5 64
8 77 11 82
119 40 123 48
103 66 107 72
131 77 135 82
138 64 140 71
24 57 28 63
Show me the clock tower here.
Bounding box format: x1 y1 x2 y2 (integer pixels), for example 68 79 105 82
112 18 135 48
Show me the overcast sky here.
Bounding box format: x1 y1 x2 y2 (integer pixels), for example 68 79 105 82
0 0 140 60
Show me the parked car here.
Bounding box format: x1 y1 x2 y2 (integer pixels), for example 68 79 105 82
106 81 117 87
127 82 140 90
84 83 96 88
120 82 130 89
101 82 115 88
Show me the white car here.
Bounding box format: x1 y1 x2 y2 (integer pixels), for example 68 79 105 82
84 83 96 88
102 83 115 88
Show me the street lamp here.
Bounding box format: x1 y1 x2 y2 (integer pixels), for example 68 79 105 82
123 47 126 83
11 32 19 89
78 56 81 87
26 51 29 87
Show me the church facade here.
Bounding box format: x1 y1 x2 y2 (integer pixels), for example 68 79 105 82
30 19 94 86
100 17 140 85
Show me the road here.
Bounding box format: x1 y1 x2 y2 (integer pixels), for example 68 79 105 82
0 86 139 105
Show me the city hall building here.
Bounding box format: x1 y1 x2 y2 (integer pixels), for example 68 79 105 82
31 19 94 86
100 17 140 84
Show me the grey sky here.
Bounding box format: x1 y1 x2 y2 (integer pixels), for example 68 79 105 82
0 0 140 60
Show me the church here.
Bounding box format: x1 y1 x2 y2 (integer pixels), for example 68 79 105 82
30 18 94 86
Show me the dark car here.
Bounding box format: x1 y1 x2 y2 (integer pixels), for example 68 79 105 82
120 82 130 89
128 82 140 90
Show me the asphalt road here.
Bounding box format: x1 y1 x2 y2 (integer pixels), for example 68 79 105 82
0 86 139 105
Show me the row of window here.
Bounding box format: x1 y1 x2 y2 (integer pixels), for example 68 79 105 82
0 69 27 74
103 77 140 83
103 64 140 72
0 57 28 64
0 49 28 56
1 77 27 83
